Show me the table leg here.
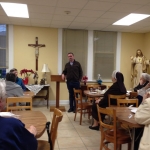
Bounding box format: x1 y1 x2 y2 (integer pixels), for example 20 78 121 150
131 128 135 150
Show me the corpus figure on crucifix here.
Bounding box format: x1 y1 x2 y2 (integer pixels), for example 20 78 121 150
28 37 45 71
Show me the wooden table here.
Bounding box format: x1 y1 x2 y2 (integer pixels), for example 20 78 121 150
14 111 47 138
107 107 143 150
84 90 104 98
81 84 106 97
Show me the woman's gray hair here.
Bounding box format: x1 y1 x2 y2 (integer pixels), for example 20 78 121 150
0 79 6 100
141 73 150 81
112 70 118 79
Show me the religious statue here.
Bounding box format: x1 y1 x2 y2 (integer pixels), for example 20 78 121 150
131 49 149 87
33 72 38 85
28 37 45 71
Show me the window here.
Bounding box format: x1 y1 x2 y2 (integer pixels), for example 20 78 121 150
62 29 88 75
93 31 117 80
0 24 7 78
0 24 8 68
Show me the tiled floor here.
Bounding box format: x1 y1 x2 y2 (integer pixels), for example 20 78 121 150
33 105 128 150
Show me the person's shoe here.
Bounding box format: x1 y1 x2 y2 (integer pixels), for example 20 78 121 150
89 125 99 131
68 108 73 113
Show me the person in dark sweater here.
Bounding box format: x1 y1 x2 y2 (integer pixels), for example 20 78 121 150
0 79 37 150
10 68 26 91
62 52 83 113
89 70 127 130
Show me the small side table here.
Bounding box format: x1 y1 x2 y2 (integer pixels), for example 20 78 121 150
25 84 50 108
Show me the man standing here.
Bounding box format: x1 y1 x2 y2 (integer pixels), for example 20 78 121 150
62 52 83 113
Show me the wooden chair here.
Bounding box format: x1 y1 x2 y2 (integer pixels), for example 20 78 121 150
37 108 63 150
6 97 32 111
129 92 138 99
108 94 126 107
97 105 131 150
74 89 92 125
117 99 138 107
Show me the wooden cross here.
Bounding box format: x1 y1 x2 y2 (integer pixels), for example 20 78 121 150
28 37 45 71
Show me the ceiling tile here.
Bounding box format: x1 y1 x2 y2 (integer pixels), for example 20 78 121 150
84 1 116 11
37 0 57 6
78 10 105 17
120 0 150 5
109 3 141 12
51 20 71 26
101 11 128 19
52 15 75 21
31 23 50 27
28 5 55 14
94 18 116 24
30 13 53 20
57 0 88 9
133 5 150 14
54 7 80 16
30 18 50 24
74 17 97 23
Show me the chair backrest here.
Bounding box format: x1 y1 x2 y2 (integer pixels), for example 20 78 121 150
6 97 32 111
129 92 138 99
87 84 100 90
73 89 83 107
97 105 117 149
117 98 138 107
51 108 63 149
108 94 126 107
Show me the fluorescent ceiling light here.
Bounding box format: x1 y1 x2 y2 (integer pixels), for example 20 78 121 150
113 13 150 26
0 2 29 18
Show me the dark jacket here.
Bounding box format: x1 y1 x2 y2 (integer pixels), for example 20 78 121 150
62 60 83 82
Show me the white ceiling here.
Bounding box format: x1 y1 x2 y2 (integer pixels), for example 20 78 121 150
1 0 150 33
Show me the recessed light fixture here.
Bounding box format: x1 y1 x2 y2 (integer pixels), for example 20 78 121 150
0 2 29 18
113 13 150 26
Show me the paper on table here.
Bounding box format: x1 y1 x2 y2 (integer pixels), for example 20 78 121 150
130 108 137 113
90 92 97 94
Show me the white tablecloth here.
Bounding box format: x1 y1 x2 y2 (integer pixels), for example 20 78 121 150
25 85 45 95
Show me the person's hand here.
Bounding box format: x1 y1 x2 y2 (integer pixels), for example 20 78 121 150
139 78 143 85
62 74 65 80
95 97 101 104
130 56 133 60
144 82 150 90
28 125 37 137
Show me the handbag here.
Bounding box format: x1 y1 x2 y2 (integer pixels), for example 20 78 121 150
46 122 53 150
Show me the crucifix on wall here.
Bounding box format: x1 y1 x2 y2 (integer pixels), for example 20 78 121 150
28 37 45 71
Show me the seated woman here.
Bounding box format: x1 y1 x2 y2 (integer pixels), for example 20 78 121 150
134 92 150 150
0 79 37 150
89 70 127 131
10 68 26 91
134 73 149 92
136 73 150 105
5 72 23 97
